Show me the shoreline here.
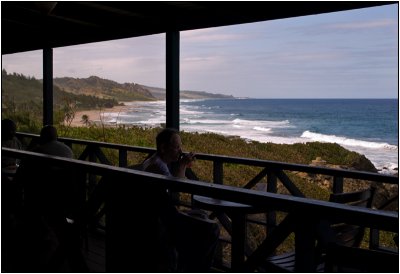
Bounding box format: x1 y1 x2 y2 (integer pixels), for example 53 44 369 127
70 105 129 127
68 103 397 176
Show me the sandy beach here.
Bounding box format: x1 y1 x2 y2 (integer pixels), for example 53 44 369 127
70 105 129 127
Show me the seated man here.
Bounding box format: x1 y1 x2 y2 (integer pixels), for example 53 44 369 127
142 128 196 178
33 125 73 158
14 125 86 272
2 118 23 169
142 128 220 272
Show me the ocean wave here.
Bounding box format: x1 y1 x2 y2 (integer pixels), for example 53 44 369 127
253 126 272 132
180 99 206 103
181 119 231 125
301 131 398 150
232 118 292 128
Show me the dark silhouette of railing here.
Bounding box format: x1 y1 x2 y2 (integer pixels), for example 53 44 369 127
6 132 399 271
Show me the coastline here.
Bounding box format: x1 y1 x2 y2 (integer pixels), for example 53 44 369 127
67 99 398 175
70 105 129 127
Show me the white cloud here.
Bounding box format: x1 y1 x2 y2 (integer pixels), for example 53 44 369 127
329 18 396 30
181 28 249 43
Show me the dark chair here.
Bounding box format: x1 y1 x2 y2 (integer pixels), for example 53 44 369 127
175 210 220 272
11 158 88 272
260 187 376 272
87 163 145 230
324 243 399 272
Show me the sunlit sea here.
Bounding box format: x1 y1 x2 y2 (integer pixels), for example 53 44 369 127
99 99 398 175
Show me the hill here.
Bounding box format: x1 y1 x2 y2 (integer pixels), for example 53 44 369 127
2 71 235 109
1 70 119 111
54 76 156 101
54 76 234 101
142 85 235 100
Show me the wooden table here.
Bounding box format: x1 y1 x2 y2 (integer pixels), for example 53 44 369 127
192 195 258 271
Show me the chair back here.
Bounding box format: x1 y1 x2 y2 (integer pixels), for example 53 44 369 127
324 242 399 272
328 187 375 248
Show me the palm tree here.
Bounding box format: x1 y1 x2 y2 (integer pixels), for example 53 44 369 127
81 114 90 126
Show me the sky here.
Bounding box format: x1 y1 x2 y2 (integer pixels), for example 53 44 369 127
2 3 398 99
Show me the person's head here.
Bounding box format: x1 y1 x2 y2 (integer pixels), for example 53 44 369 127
156 128 182 163
2 119 17 140
40 125 58 144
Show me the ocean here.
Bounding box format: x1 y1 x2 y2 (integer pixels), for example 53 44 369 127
100 99 398 175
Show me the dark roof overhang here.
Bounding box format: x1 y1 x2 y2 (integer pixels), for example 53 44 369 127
2 1 396 55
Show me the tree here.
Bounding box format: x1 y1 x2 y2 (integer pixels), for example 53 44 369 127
81 114 90 126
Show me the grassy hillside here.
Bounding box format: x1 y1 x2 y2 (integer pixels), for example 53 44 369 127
2 70 122 129
2 70 121 110
58 125 376 196
142 85 235 100
54 76 156 101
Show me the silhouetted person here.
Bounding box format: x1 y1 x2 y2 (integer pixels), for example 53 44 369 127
2 118 22 169
33 125 73 158
142 128 219 272
14 125 87 272
2 119 24 272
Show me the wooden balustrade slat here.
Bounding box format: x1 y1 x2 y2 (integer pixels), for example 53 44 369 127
94 147 111 165
243 167 268 189
242 214 295 272
276 169 305 197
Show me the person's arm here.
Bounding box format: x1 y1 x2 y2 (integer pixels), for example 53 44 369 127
175 152 196 178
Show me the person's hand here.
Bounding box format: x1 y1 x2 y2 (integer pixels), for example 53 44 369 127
180 152 196 168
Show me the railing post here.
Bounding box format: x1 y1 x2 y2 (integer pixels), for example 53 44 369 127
332 176 343 194
231 212 247 271
370 228 380 249
294 216 318 272
212 160 224 268
213 161 223 185
119 149 127 167
88 146 97 193
266 171 277 236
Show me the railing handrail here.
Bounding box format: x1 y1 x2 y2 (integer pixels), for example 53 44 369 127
15 132 399 184
2 147 398 233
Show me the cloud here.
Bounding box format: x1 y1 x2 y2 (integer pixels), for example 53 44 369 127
329 19 396 30
181 28 249 43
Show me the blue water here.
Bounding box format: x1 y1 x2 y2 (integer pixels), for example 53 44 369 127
182 99 398 146
101 98 398 174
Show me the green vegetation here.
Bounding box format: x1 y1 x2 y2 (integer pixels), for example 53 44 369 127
53 76 156 101
2 70 120 110
2 70 122 129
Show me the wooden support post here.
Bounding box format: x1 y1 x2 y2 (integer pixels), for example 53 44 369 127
43 47 53 126
166 31 180 130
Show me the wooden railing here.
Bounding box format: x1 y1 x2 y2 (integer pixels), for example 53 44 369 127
7 132 399 271
2 146 398 272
